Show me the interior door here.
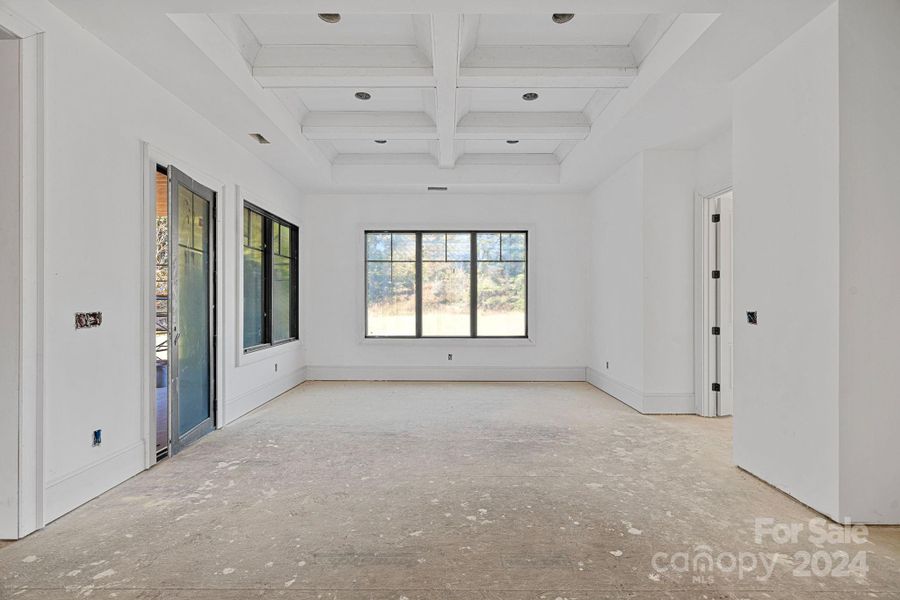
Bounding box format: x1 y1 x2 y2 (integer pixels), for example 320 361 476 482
168 167 216 454
717 191 735 416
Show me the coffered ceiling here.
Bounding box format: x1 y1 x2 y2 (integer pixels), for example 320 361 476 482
196 7 705 186
45 0 837 193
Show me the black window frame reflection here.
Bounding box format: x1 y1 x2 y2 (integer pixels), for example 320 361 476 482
243 202 299 352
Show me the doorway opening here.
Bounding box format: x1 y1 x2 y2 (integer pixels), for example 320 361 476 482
699 189 734 417
154 166 170 460
152 164 217 460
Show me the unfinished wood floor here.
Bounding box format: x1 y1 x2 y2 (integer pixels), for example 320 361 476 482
1 381 899 599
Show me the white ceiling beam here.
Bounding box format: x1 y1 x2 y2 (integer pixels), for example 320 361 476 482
629 14 679 65
252 44 434 87
583 89 619 122
208 14 261 68
463 45 637 69
332 155 560 186
431 14 461 168
301 111 437 140
458 45 637 88
456 112 590 140
255 45 430 69
458 68 636 89
253 67 434 88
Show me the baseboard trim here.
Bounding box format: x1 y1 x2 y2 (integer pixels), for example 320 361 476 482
586 367 644 412
306 365 586 382
644 391 695 414
586 367 694 414
44 441 145 524
225 366 307 425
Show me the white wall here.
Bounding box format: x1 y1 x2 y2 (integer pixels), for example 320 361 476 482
734 0 900 524
588 156 645 395
642 151 697 399
0 38 20 539
301 193 588 381
696 128 733 198
586 150 696 413
733 4 841 519
4 0 307 529
837 0 900 523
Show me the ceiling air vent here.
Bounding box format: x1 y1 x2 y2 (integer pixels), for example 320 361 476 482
249 133 271 144
427 186 448 191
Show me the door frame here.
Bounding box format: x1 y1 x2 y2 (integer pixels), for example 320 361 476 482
694 187 734 417
141 143 226 468
0 1 44 539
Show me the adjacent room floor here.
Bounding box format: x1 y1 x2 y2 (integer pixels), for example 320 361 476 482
1 382 898 599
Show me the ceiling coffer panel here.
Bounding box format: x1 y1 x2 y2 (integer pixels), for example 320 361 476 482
220 10 678 170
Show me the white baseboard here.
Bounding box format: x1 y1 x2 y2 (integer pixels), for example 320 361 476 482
644 392 695 414
306 365 586 382
225 366 307 425
586 367 644 412
44 441 145 524
586 367 694 414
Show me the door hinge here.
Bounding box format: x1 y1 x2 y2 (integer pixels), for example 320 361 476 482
711 383 721 392
711 270 720 279
711 213 721 223
711 326 720 335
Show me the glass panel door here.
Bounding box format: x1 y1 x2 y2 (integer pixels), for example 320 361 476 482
168 167 215 454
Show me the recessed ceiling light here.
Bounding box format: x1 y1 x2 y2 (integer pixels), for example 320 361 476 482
522 92 539 101
249 133 270 144
355 91 372 100
552 13 575 24
318 13 341 23
374 139 388 144
427 186 448 191
506 140 520 144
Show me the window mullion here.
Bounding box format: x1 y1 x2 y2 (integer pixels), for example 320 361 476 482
265 217 273 345
415 232 423 338
470 232 477 338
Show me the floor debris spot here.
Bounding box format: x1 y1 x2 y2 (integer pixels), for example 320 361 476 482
92 568 116 580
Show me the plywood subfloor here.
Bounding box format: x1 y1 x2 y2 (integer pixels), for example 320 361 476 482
1 381 898 599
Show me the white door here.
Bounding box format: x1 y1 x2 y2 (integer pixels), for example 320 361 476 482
699 189 734 417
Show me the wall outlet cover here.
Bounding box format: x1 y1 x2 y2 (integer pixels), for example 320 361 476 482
76 312 103 329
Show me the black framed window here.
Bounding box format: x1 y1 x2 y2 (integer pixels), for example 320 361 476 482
365 231 527 338
243 203 298 351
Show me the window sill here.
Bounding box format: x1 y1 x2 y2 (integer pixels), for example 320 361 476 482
238 339 303 366
360 337 535 347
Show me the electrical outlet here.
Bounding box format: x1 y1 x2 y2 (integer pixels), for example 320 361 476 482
275 362 278 373
606 361 609 369
448 353 453 361
92 429 102 447
75 312 103 329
